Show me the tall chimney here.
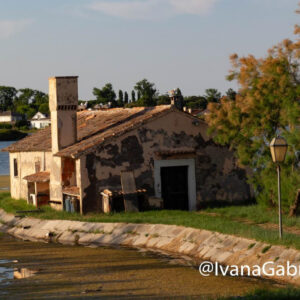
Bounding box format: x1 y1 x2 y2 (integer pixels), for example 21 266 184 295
49 76 78 153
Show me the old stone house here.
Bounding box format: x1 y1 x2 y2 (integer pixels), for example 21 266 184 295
3 76 251 214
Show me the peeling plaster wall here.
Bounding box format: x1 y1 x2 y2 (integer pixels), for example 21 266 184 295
61 157 76 187
76 158 84 214
80 111 251 212
49 156 63 206
9 151 52 200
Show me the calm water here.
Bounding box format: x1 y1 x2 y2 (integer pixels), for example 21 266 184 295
0 234 281 299
0 141 15 175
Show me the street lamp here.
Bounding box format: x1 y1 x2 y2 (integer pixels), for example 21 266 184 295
270 136 288 239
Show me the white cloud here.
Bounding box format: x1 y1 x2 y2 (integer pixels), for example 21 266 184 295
88 0 160 20
88 0 218 20
0 19 33 39
170 0 217 15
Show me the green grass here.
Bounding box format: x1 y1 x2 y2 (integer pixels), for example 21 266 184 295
206 204 300 229
1 193 300 250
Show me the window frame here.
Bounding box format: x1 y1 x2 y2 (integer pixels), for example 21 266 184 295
13 158 18 177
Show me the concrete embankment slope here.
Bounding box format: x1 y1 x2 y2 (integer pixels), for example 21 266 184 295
0 208 300 285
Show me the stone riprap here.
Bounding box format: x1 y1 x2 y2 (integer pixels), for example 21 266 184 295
0 208 300 285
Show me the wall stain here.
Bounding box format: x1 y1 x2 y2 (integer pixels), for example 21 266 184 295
81 114 251 212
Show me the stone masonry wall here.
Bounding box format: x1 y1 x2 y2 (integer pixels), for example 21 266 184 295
0 209 300 286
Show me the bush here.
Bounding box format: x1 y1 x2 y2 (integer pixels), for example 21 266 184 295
252 163 300 214
14 120 29 129
0 123 12 129
20 125 29 131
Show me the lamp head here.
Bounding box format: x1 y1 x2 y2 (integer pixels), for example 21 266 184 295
270 136 288 163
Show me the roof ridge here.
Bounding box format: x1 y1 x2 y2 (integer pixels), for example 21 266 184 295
55 106 175 158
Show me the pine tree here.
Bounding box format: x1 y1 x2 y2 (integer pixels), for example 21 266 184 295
131 90 136 102
117 90 124 107
124 91 129 104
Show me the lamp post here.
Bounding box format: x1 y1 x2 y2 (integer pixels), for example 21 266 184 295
270 136 288 239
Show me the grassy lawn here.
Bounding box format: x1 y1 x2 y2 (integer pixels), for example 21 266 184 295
205 205 300 229
223 287 300 300
1 193 300 250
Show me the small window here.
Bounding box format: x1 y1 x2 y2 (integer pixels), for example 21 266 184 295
13 158 18 177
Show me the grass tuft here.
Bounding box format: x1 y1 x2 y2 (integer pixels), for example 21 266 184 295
248 243 256 250
261 245 272 254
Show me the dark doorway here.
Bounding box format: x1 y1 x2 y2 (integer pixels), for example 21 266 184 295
161 166 189 210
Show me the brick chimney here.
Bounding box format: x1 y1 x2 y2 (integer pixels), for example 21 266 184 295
49 76 78 153
49 76 78 207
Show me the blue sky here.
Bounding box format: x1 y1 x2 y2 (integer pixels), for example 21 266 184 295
0 0 299 100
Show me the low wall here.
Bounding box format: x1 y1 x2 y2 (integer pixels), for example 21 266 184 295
0 209 300 285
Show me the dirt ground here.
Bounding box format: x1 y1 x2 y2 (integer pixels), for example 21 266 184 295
0 175 10 193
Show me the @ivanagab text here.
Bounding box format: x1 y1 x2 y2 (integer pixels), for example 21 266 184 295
199 261 300 277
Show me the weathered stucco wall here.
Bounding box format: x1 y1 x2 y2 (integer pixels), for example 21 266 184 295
80 111 251 213
49 77 78 153
9 151 52 200
49 156 63 206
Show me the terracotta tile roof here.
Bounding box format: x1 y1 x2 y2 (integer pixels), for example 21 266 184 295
23 171 50 182
62 186 80 196
3 126 52 152
2 105 173 157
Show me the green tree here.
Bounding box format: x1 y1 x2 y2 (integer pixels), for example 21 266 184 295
206 21 300 213
157 93 170 105
14 88 49 117
131 90 136 102
93 83 116 107
225 88 237 101
124 91 129 104
39 103 49 115
16 88 34 106
0 86 17 111
117 90 124 107
204 88 221 103
134 79 157 106
184 96 207 109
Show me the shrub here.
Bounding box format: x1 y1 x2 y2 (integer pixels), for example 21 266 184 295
0 123 12 129
14 120 30 129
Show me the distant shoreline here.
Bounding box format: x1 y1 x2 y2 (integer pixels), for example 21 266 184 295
0 129 27 141
0 175 10 192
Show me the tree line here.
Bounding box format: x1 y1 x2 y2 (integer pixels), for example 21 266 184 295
0 87 49 119
0 79 235 117
89 78 235 109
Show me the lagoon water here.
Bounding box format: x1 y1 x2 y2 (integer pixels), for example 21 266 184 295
0 233 279 299
0 141 14 175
